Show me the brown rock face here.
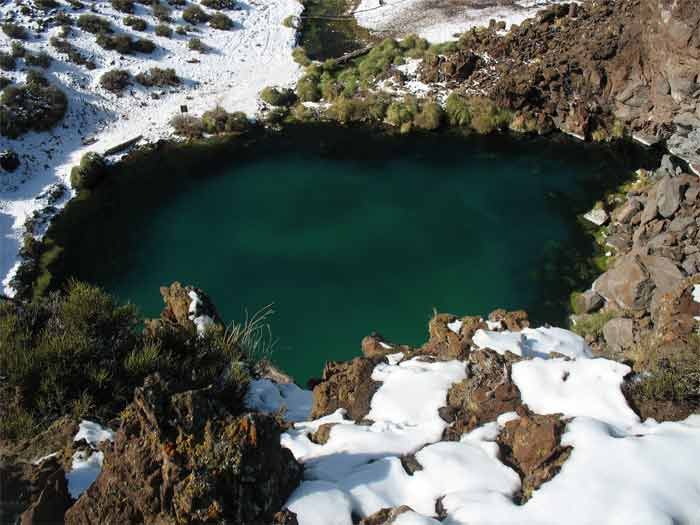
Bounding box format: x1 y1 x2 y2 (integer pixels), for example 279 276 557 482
361 333 412 360
358 505 415 525
443 350 522 439
421 313 486 360
497 411 572 502
20 457 72 525
419 51 482 83
310 357 380 421
652 277 700 342
144 282 222 338
65 375 301 525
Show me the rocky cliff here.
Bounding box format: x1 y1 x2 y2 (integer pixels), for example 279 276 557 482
421 0 700 170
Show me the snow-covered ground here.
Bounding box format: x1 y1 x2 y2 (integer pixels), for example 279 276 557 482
355 0 574 42
0 0 303 294
251 325 700 525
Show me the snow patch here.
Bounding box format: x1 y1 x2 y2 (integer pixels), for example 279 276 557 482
67 420 114 499
472 326 591 359
245 378 313 422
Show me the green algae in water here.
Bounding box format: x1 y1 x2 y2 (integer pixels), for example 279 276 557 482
47 127 657 382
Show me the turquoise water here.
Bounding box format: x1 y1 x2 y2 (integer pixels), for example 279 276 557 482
57 128 654 382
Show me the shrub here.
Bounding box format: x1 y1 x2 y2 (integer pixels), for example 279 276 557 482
414 101 443 130
70 152 107 190
171 114 205 137
50 36 95 69
2 22 28 40
209 12 233 30
291 46 310 66
155 23 172 37
132 38 156 53
296 73 320 102
282 15 295 28
445 92 470 126
34 0 59 10
201 106 249 133
111 0 135 13
386 96 417 129
10 41 26 58
54 12 73 26
25 51 52 68
265 106 288 124
67 0 84 8
124 15 147 31
96 33 133 53
260 86 296 107
0 77 66 138
182 4 210 24
201 0 236 8
0 76 11 89
25 69 49 87
326 96 367 124
0 53 16 72
135 67 180 86
175 25 187 35
571 310 616 339
77 14 112 34
100 69 131 93
168 0 186 5
188 37 206 52
151 1 172 21
467 96 512 134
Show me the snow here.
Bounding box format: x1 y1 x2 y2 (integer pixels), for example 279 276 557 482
386 351 404 365
74 419 115 446
279 322 700 524
67 420 114 499
354 0 575 43
33 452 58 465
693 284 700 303
472 326 591 359
379 341 393 349
187 290 215 335
512 357 639 428
1 0 303 294
447 319 463 334
245 378 313 422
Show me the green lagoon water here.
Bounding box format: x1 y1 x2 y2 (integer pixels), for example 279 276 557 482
54 128 655 382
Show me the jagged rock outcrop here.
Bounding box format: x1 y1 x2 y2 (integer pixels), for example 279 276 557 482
447 0 700 168
65 374 301 525
497 409 572 503
144 281 223 338
442 349 522 439
358 506 416 525
311 357 380 420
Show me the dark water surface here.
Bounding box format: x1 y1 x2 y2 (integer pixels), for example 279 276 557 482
53 127 656 382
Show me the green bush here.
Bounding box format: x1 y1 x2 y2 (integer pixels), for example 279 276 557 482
571 310 616 339
188 37 207 52
132 38 156 53
201 106 249 133
183 4 210 24
386 96 418 131
414 101 444 130
0 76 11 89
260 86 297 107
0 52 16 72
54 12 73 27
201 0 236 9
77 14 112 34
0 76 68 138
25 51 53 68
468 96 512 134
100 69 131 93
296 73 321 102
282 15 295 28
2 22 28 40
124 15 147 31
209 12 233 30
151 1 172 21
292 46 310 66
10 41 26 58
112 0 135 13
155 23 173 37
35 0 58 9
50 36 96 69
70 152 107 190
135 67 180 86
171 114 205 137
445 92 471 126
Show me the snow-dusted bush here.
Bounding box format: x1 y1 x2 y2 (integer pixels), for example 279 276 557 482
170 114 205 137
201 106 249 133
209 12 233 30
188 37 207 52
182 4 210 24
111 0 135 13
25 51 52 68
10 41 26 58
0 74 68 138
0 52 16 72
2 22 28 40
77 14 113 34
201 0 236 9
151 2 172 21
100 69 132 93
124 15 147 31
135 67 180 87
50 36 96 69
155 23 172 37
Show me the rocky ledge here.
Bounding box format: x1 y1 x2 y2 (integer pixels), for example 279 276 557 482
420 0 700 170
